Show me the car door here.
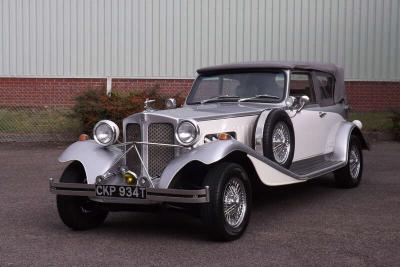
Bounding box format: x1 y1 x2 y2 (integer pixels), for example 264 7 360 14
310 71 346 154
288 71 334 161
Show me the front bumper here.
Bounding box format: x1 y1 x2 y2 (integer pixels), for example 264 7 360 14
49 178 210 204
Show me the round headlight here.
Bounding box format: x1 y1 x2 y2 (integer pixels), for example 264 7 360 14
93 120 120 146
176 120 199 146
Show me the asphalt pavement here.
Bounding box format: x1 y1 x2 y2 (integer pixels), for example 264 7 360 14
0 142 399 266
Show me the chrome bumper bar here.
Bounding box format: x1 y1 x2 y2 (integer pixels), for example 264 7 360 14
49 178 210 204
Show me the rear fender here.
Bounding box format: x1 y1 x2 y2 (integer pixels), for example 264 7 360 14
58 140 123 184
332 121 370 163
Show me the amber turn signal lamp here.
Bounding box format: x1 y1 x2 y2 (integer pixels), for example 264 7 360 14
79 134 90 141
218 132 232 141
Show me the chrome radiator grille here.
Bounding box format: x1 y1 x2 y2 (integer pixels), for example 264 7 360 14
126 123 142 175
148 123 175 177
125 122 175 178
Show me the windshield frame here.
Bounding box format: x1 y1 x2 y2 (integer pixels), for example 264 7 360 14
185 69 289 105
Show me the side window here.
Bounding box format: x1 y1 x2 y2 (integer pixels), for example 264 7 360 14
290 73 316 104
316 73 335 106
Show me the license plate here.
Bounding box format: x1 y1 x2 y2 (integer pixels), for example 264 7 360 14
95 185 146 199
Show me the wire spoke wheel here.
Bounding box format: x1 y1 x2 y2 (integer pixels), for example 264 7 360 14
349 145 361 179
334 136 363 188
272 122 291 164
223 177 247 228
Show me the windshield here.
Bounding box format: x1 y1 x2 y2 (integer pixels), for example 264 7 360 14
186 71 286 105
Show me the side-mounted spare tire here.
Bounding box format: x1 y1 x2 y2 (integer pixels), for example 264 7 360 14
262 109 295 168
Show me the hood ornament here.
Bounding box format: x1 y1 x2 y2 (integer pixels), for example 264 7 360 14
144 98 156 111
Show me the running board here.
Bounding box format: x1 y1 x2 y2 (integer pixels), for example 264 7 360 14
290 154 344 177
247 153 346 187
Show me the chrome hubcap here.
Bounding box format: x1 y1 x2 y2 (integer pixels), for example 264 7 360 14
349 145 361 179
223 177 247 228
272 122 291 164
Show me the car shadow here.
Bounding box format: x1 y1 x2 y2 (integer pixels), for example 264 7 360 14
83 174 341 240
100 209 208 241
253 174 338 204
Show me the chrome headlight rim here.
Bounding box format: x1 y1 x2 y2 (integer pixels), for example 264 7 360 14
175 120 200 147
93 120 120 147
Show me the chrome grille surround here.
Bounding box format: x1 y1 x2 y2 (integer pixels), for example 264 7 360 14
123 113 180 181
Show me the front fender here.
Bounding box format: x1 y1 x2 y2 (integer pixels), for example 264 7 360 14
158 140 308 188
58 140 123 184
158 140 248 188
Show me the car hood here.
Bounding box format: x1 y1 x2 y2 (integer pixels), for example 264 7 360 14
143 102 280 121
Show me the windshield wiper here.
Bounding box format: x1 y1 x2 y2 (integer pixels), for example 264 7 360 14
238 94 280 102
201 95 241 104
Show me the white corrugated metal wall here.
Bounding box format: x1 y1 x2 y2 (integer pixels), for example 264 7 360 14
0 0 399 80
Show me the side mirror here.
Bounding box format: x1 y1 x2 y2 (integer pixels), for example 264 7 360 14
165 98 177 109
297 95 310 113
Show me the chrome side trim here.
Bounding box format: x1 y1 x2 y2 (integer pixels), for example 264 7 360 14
194 111 263 121
134 141 183 148
49 178 209 204
254 109 271 154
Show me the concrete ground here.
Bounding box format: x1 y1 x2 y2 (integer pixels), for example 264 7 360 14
0 142 399 266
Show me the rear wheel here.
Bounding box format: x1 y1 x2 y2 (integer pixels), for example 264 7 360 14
201 162 252 241
56 161 108 230
334 136 363 188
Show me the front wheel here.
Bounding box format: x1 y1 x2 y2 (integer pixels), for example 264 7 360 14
201 162 252 241
334 136 363 188
56 161 108 230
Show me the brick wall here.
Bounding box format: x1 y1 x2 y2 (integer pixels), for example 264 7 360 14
0 78 399 111
0 78 105 107
346 81 400 111
112 78 193 96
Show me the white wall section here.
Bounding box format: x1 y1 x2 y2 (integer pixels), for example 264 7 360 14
0 0 399 80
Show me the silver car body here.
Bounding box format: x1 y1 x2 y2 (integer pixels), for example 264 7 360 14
53 61 368 204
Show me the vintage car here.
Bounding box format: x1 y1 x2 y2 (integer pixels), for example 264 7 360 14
50 61 369 241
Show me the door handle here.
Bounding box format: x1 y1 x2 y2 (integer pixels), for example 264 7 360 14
319 112 327 118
